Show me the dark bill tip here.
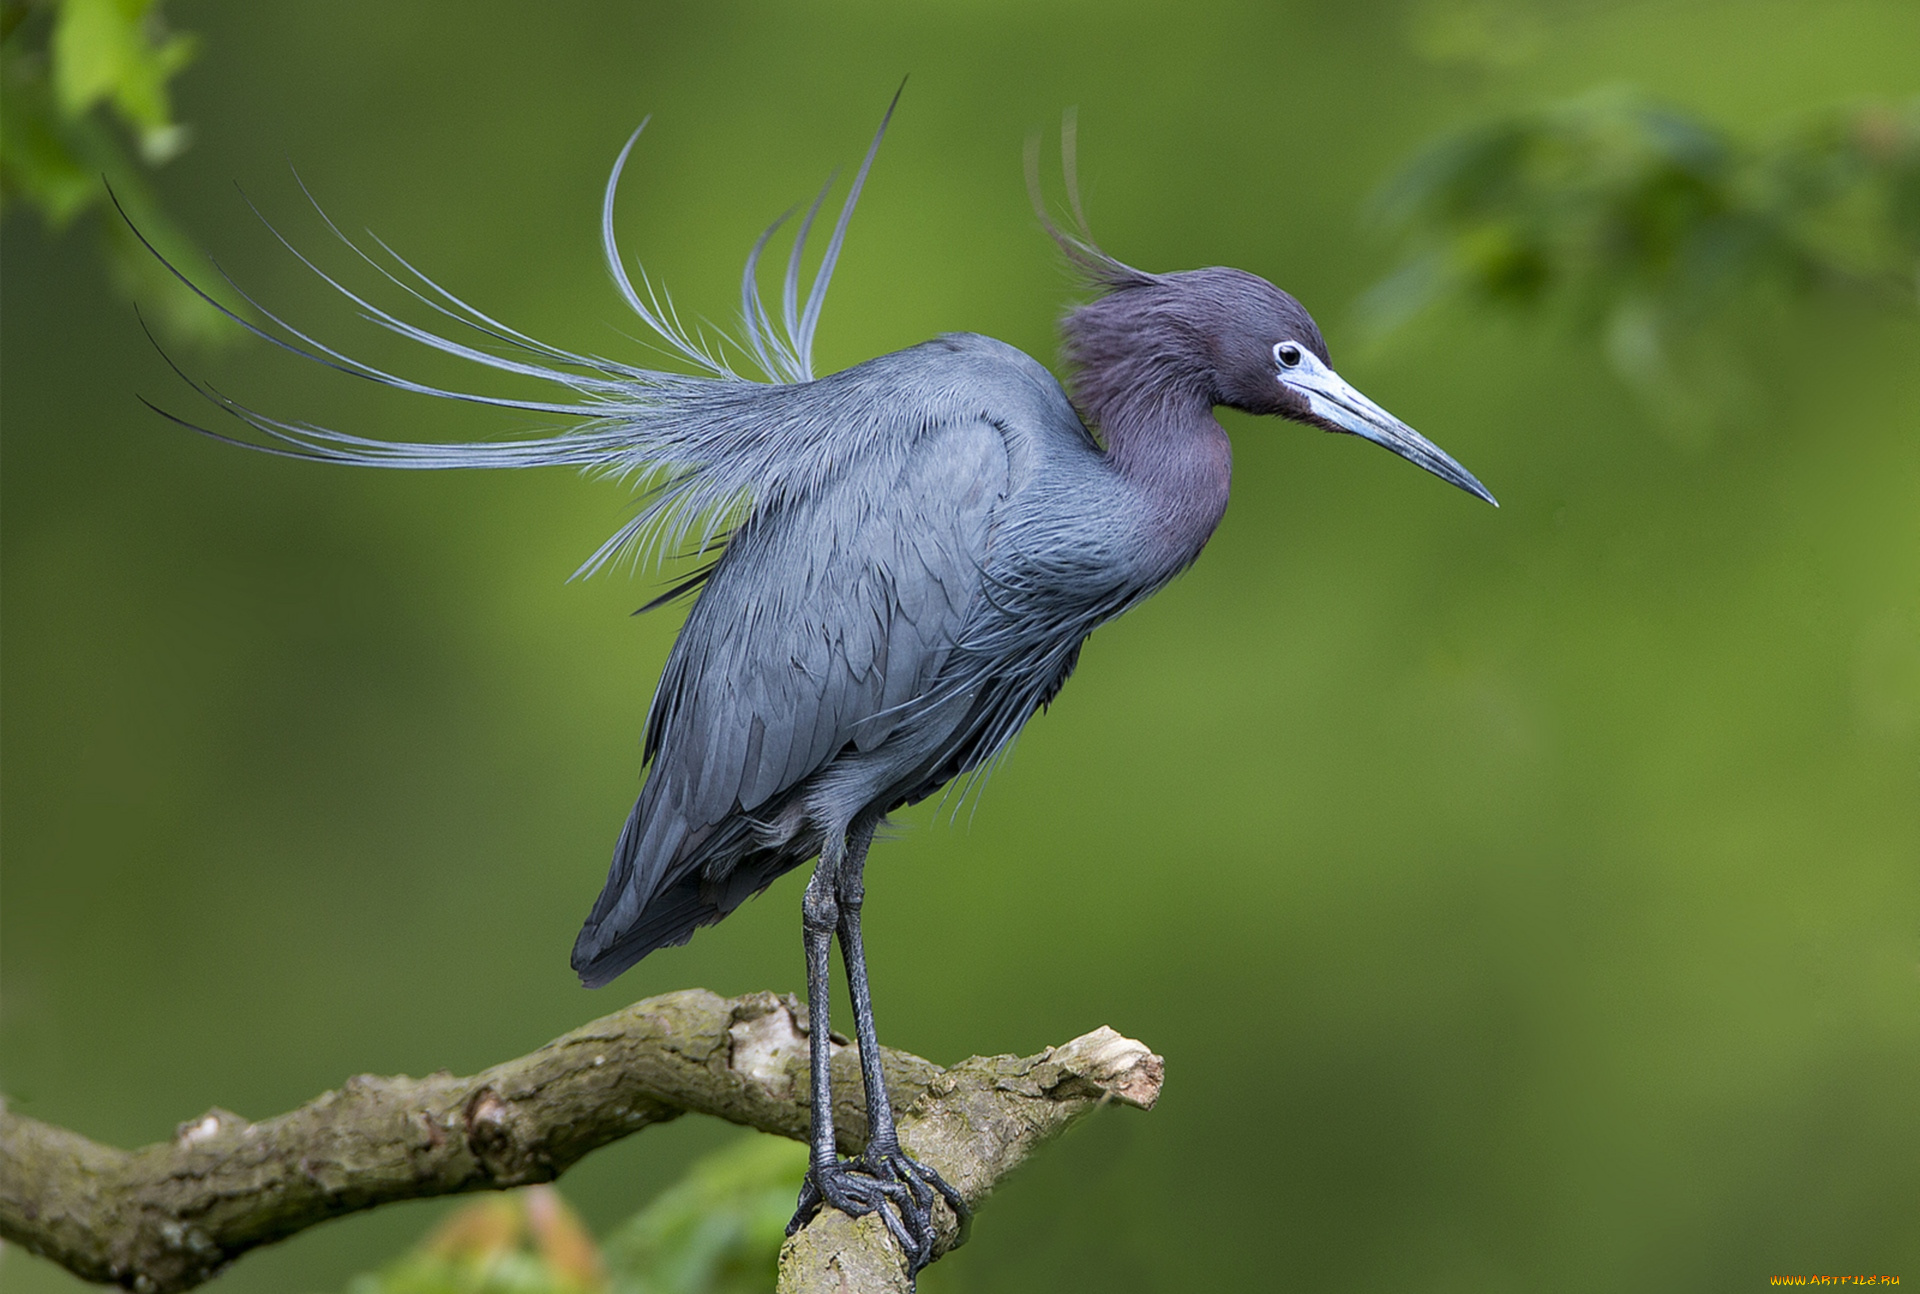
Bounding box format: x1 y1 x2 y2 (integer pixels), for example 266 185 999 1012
1280 357 1498 508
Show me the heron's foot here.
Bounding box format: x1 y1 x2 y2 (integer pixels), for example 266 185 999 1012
787 1145 968 1273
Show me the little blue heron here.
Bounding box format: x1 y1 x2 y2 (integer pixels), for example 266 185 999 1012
135 96 1495 1271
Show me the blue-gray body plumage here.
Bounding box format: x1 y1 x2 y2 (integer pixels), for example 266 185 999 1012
575 333 1193 983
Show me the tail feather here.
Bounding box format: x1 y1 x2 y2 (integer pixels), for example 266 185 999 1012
573 798 688 968
571 810 803 988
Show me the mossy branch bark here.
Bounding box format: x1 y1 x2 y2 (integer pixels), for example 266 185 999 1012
0 988 1162 1294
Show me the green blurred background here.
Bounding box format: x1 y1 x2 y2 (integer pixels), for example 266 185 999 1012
4 1 1917 1291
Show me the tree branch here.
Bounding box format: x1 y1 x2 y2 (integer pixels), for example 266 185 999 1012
0 989 1163 1294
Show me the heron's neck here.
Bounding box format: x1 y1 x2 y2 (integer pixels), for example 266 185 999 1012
1087 375 1233 567
1063 293 1233 563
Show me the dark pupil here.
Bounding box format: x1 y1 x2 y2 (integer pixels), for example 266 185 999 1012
1279 344 1301 366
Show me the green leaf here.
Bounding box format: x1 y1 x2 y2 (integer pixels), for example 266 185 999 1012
50 0 197 152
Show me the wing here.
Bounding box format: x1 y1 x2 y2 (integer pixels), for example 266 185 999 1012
571 409 1012 981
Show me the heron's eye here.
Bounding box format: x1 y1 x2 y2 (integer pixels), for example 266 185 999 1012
1274 342 1303 369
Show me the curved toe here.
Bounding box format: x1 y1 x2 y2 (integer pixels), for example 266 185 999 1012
788 1149 967 1275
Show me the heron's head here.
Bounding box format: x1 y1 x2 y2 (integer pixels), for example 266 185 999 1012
1063 264 1496 507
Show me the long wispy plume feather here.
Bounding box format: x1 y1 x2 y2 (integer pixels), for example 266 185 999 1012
126 92 905 582
1024 109 1156 294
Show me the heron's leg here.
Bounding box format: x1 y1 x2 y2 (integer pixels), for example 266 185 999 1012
836 822 968 1267
791 836 912 1229
834 820 898 1151
800 840 843 1177
787 824 963 1277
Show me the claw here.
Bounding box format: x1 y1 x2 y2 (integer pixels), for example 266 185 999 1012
787 1147 968 1277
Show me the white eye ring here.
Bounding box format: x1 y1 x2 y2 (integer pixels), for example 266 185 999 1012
1273 341 1304 369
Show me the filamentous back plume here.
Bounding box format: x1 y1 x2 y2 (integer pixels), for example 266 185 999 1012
136 92 904 587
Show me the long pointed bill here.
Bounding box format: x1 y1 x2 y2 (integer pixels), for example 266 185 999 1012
1281 354 1498 507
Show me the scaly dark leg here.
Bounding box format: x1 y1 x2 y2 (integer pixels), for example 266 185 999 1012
799 836 843 1180
835 825 967 1268
787 822 966 1276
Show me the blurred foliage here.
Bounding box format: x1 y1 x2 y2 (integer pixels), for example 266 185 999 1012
1364 89 1920 433
1403 0 1549 73
0 0 225 342
598 1136 803 1294
343 1137 804 1294
346 1185 608 1294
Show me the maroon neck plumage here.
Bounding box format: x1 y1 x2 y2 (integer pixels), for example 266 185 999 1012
1061 284 1234 567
